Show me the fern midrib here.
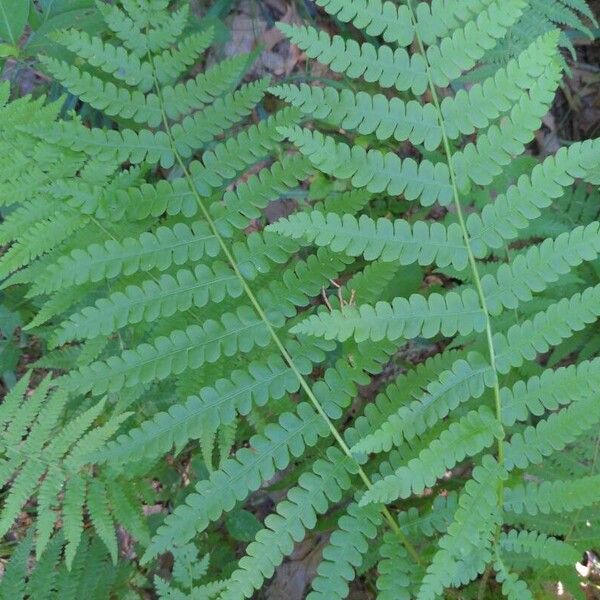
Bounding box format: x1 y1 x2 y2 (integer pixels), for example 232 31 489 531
406 0 506 529
147 54 423 565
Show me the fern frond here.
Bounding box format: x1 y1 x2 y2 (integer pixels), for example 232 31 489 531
39 56 164 127
307 501 382 599
291 287 485 342
354 351 493 454
398 492 459 540
37 120 175 167
501 357 600 426
151 30 215 87
424 0 528 87
453 42 562 187
481 221 600 315
0 531 33 599
6 0 599 592
417 456 507 600
279 126 453 206
499 529 579 565
61 305 273 395
162 54 252 121
440 31 564 139
62 475 87 568
60 239 353 396
316 0 506 47
99 347 316 465
30 221 219 296
0 209 86 278
26 533 63 598
376 531 417 599
504 474 600 515
168 78 271 158
51 261 243 345
359 407 502 505
493 284 600 374
99 1 189 56
0 378 131 564
271 27 559 151
504 385 600 470
86 479 118 565
278 0 525 94
276 23 429 95
345 348 469 447
143 338 395 560
494 554 534 600
51 29 156 91
188 106 302 192
220 448 361 600
466 139 600 255
270 84 443 150
313 0 414 45
269 211 469 269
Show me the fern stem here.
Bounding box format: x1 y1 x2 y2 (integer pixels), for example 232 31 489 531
148 58 422 565
406 0 506 504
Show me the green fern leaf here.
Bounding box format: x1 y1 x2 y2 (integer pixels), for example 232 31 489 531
453 42 562 187
30 221 219 296
99 351 305 465
270 83 443 150
376 531 417 599
279 126 453 206
151 30 215 87
493 284 600 374
494 554 534 600
417 456 507 599
220 448 361 600
63 475 86 569
504 474 600 515
36 120 175 167
99 1 189 56
307 501 382 599
466 139 600 256
169 78 271 158
501 357 600 426
291 288 485 342
360 407 502 505
269 211 469 269
276 23 429 95
353 351 493 454
499 529 579 565
51 261 244 345
61 305 272 395
0 530 33 599
504 385 600 470
86 479 118 564
51 29 155 91
143 338 395 560
39 56 164 127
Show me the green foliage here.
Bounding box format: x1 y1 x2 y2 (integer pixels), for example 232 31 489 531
0 373 142 567
0 0 599 597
